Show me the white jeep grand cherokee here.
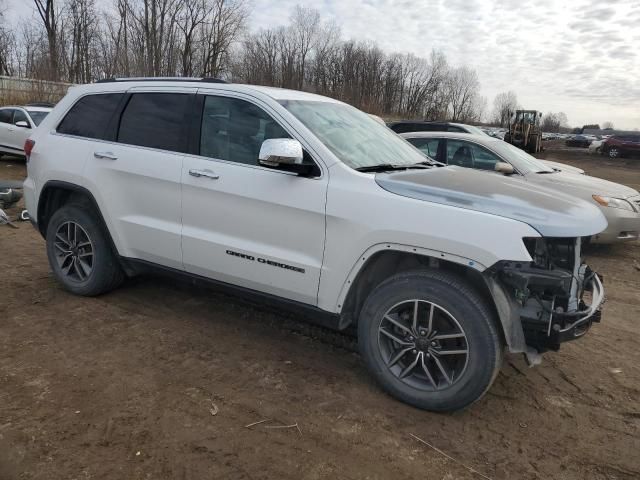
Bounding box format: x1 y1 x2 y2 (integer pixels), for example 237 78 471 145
23 79 605 412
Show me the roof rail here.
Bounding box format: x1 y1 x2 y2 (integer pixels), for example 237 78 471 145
96 77 228 84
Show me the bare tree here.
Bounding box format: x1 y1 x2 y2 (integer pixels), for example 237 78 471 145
33 0 61 80
64 0 99 83
602 120 614 129
446 66 479 122
492 91 518 127
289 5 319 90
177 0 209 76
199 0 248 77
541 111 569 132
0 0 14 75
8 2 488 125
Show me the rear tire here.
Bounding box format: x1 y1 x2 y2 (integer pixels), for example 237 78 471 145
358 270 503 412
46 204 124 296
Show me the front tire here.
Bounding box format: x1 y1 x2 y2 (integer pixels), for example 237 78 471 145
608 147 620 158
358 270 503 412
46 204 124 296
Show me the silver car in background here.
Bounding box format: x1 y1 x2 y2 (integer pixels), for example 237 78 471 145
401 131 640 244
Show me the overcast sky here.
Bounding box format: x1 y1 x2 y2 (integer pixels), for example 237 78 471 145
5 0 640 129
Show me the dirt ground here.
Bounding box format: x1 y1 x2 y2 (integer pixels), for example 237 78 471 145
1 144 639 480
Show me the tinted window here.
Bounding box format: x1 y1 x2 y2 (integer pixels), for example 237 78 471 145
446 139 502 170
14 110 28 125
200 96 290 165
407 137 440 158
117 93 189 153
58 93 123 139
0 109 13 124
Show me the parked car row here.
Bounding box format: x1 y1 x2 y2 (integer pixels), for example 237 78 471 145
7 79 636 412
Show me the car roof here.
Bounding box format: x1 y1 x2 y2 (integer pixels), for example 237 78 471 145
70 80 343 104
399 131 501 146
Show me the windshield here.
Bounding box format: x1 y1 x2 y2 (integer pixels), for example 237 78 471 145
26 110 49 126
491 140 554 173
280 100 429 169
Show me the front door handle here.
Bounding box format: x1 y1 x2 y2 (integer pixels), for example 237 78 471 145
189 169 220 180
94 151 118 160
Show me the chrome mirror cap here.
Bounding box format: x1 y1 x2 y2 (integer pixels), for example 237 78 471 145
259 138 303 167
495 161 515 175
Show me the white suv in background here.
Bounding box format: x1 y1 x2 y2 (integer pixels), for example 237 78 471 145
23 79 605 412
0 104 52 157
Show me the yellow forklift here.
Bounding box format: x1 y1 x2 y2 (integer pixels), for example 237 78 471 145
504 110 543 153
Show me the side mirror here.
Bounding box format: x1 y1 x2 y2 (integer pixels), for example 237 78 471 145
15 120 30 128
495 161 515 175
258 138 318 176
259 138 303 166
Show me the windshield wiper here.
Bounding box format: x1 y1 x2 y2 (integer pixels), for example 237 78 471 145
355 163 429 173
413 159 445 167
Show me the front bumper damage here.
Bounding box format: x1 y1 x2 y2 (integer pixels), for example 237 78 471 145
484 237 605 364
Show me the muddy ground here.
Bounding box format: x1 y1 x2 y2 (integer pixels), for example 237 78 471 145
1 144 639 480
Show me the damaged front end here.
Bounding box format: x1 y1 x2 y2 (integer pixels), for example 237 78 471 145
484 237 604 364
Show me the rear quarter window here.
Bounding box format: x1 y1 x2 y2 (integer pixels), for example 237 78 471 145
57 93 123 139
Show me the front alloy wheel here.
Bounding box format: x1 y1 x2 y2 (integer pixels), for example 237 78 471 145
378 300 469 390
608 147 620 158
358 270 503 412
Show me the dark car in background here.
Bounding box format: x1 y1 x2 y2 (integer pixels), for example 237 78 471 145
601 135 640 159
565 135 593 148
387 120 488 136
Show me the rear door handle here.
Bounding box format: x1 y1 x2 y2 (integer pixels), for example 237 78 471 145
94 151 118 160
189 169 219 180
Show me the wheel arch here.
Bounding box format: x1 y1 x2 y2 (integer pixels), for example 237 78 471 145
338 245 492 321
37 181 120 257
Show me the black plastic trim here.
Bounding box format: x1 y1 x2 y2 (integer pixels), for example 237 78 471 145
0 143 24 152
120 257 345 331
36 181 118 256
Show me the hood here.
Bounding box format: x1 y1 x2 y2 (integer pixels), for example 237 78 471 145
540 160 584 175
376 166 607 238
530 169 639 199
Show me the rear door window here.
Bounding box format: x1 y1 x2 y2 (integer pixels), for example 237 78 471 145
57 93 123 139
0 109 14 124
117 93 190 153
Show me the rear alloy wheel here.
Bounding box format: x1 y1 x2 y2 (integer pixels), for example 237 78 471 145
46 204 124 296
358 270 503 412
53 221 95 282
608 147 620 158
